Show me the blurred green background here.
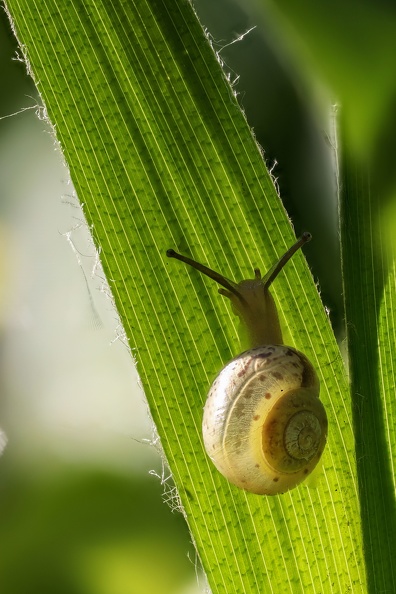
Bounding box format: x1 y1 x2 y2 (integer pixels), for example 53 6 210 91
2 0 395 592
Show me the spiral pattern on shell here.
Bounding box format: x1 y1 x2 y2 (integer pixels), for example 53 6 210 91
202 345 327 495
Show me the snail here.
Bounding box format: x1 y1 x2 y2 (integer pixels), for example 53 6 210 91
166 233 327 495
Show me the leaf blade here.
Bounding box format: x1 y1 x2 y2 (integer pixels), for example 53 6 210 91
5 0 366 591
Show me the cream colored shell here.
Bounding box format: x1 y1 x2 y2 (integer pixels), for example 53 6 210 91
202 345 327 495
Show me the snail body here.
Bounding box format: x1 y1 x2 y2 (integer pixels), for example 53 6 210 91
167 233 327 495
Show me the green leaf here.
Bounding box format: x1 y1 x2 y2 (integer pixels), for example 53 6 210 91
340 148 396 592
4 0 365 592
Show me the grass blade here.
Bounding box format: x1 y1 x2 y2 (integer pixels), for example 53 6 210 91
5 0 366 591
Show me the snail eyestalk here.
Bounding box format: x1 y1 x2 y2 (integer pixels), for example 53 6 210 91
166 248 242 300
262 232 312 290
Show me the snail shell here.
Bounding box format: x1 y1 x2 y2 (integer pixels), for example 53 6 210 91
202 345 327 495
